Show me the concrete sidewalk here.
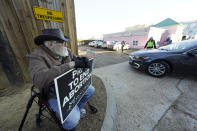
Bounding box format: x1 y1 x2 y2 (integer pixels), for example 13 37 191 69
94 62 197 131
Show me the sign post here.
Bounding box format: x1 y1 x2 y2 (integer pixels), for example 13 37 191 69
54 59 93 124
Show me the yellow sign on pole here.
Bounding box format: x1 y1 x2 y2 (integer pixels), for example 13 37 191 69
33 6 64 22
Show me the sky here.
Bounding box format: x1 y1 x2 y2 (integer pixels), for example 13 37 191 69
74 0 197 39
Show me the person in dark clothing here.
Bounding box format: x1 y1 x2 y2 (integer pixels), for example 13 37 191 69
28 29 95 131
182 36 187 41
144 37 156 49
121 41 126 53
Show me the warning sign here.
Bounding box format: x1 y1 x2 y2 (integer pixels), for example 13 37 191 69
33 6 64 22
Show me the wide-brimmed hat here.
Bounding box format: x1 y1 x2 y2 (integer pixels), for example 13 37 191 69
34 29 70 45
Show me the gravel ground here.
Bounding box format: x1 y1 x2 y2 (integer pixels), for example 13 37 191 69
0 75 106 131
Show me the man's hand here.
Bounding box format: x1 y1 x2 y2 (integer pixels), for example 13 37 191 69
74 57 90 68
80 57 91 68
68 61 75 68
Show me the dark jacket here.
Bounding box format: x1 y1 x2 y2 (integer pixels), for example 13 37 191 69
27 45 76 98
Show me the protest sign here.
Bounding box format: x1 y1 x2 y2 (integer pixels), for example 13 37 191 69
54 59 93 124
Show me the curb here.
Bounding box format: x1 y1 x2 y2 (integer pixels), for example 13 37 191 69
94 74 117 131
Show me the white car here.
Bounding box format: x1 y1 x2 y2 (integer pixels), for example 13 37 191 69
101 41 108 49
88 41 97 47
96 41 103 48
113 42 130 51
106 41 116 50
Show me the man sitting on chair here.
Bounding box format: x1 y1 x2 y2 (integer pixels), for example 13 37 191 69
27 29 95 131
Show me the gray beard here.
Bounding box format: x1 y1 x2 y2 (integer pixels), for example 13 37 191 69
53 47 69 57
44 42 69 57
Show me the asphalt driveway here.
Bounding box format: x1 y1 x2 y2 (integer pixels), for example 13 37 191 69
94 62 197 131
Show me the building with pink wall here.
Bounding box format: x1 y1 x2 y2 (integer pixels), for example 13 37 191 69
103 18 185 49
103 27 150 48
103 26 165 49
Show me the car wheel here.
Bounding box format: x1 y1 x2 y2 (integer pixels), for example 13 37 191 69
147 61 170 77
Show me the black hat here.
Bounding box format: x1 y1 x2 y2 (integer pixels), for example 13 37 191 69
34 28 70 45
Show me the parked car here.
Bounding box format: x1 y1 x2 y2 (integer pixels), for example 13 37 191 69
97 41 103 48
102 41 108 49
129 40 197 77
107 41 116 50
78 41 85 46
88 41 93 46
88 41 97 47
113 42 130 51
81 40 94 45
93 41 103 48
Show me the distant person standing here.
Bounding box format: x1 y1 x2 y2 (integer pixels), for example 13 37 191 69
121 40 126 53
163 37 172 46
182 36 187 41
144 37 156 49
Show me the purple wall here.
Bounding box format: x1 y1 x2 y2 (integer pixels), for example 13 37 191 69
159 26 177 46
159 30 170 46
104 34 149 49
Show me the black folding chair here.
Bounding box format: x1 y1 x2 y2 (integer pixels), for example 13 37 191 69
18 85 97 131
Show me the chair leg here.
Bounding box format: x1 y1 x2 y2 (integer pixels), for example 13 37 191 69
87 101 98 114
36 102 43 128
18 94 37 131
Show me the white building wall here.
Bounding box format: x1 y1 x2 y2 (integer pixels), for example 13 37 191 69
175 25 185 41
148 27 166 43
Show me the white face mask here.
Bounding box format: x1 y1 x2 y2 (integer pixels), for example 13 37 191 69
44 41 69 57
